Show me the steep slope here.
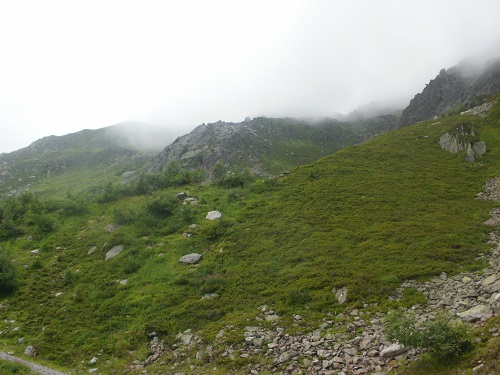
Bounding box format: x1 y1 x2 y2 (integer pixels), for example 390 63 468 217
0 98 498 373
148 115 398 176
401 58 500 125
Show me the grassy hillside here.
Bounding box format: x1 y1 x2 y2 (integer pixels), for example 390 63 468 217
0 99 499 373
0 125 155 198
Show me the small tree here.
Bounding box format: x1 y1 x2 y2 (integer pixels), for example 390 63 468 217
386 310 473 359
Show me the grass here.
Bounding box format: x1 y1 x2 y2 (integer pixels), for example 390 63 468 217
0 99 499 372
0 360 36 374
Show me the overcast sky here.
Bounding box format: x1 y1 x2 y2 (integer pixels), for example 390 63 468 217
1 0 500 153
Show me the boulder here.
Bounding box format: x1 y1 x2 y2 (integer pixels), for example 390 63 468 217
457 304 492 322
205 211 222 220
24 346 36 357
179 253 203 265
105 245 124 260
485 280 500 293
482 274 498 286
380 343 407 358
176 192 188 200
105 223 120 233
334 287 348 304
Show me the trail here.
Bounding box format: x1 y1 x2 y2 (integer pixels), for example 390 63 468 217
0 352 68 375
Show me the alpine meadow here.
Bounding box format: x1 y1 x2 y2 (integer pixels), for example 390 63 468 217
1 58 500 375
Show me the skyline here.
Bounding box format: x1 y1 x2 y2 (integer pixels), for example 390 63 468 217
1 0 500 153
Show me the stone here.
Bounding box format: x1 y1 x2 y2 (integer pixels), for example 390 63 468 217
457 304 492 322
180 333 193 345
88 246 96 255
380 343 407 358
178 253 203 265
176 192 188 200
24 346 36 357
201 293 219 300
105 245 124 260
253 338 264 347
90 356 98 364
105 223 120 233
482 274 498 286
334 287 348 304
485 280 500 293
30 249 39 255
483 218 500 226
462 276 472 283
265 314 280 322
205 211 222 220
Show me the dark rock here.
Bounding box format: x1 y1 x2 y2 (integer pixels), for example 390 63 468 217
401 59 500 125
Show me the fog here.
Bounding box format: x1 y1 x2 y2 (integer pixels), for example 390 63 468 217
1 0 500 153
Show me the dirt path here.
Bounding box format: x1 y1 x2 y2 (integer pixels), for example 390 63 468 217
0 352 68 375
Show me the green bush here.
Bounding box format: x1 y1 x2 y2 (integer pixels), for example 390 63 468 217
0 252 17 296
386 310 473 359
62 269 76 286
147 193 179 217
113 207 138 225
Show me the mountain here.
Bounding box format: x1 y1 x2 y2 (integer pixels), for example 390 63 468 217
0 123 160 197
0 59 499 374
401 58 500 125
148 115 399 176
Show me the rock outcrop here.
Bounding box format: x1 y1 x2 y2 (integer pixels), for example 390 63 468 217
401 59 500 125
438 122 486 162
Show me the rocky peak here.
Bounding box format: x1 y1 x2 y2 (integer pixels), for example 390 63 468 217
401 58 500 125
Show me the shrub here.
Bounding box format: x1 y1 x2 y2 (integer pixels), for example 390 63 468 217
386 310 473 359
0 252 17 296
34 214 58 234
113 207 138 225
288 289 313 305
62 269 76 286
147 193 179 217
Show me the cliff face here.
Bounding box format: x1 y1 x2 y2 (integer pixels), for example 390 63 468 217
401 59 500 125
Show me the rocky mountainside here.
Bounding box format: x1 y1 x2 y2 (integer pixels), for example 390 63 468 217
148 115 399 176
401 58 500 125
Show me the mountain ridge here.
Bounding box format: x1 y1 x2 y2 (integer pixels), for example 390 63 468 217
401 58 500 125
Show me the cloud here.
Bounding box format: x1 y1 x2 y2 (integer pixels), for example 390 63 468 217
1 0 500 153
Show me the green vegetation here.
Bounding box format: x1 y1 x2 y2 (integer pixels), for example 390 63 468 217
0 252 17 296
0 360 36 374
394 313 500 374
0 98 499 373
386 310 473 359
